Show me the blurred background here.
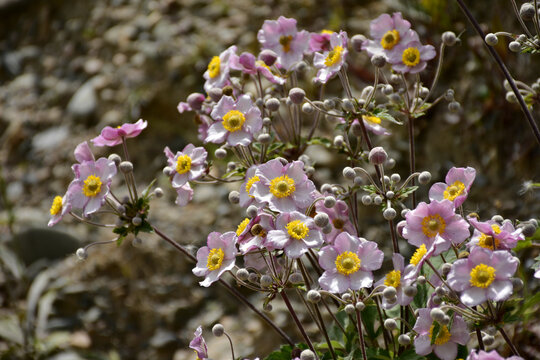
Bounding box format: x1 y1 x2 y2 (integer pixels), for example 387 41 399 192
0 0 539 359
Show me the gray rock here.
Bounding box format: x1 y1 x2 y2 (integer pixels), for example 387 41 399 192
32 126 69 153
67 80 97 118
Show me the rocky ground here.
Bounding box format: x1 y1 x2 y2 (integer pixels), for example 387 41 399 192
0 0 539 359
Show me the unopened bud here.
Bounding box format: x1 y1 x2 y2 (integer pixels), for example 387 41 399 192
236 268 249 281
258 133 271 144
300 349 316 360
374 195 383 205
248 273 259 283
485 33 498 46
440 315 450 326
430 308 445 322
383 208 397 220
355 301 365 311
108 153 121 166
384 319 398 330
342 293 352 301
371 54 386 68
290 273 303 284
132 216 142 226
369 147 388 165
398 334 411 345
404 285 417 297
265 98 281 112
212 323 224 337
333 135 344 147
521 223 536 237
432 295 443 305
222 86 233 97
444 89 455 101
307 290 321 303
435 286 448 297
351 34 366 52
260 275 273 287
119 161 133 173
323 99 335 110
509 41 521 52
383 84 394 95
314 213 330 227
383 286 397 299
442 31 457 46
448 101 461 112
215 148 227 159
512 277 524 291
289 88 306 104
259 49 278 66
163 166 174 176
154 187 164 198
228 191 240 204
187 92 205 110
483 334 495 346
418 171 431 184
76 248 88 260
343 166 356 179
386 190 395 199
342 98 355 112
417 275 426 285
390 173 401 183
208 87 223 102
520 3 536 20
324 196 336 208
302 102 314 114
262 117 272 126
345 304 355 315
441 263 452 276
246 205 258 218
361 195 372 205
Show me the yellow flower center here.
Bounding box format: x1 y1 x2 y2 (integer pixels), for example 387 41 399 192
402 47 421 67
410 244 427 265
176 155 192 174
207 56 220 79
50 196 63 215
478 233 500 250
470 264 496 288
206 248 225 271
324 45 344 67
245 175 260 198
279 35 293 53
286 220 309 240
362 115 382 125
381 29 400 50
384 270 401 288
443 181 465 201
421 214 446 237
250 224 266 237
236 218 250 236
269 175 295 198
429 324 451 345
335 251 361 276
222 110 246 133
256 60 272 72
491 224 502 234
82 175 102 197
321 29 333 35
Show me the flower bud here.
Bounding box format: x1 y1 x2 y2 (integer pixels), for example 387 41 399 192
333 135 344 147
342 293 352 301
262 117 272 126
418 171 432 185
345 304 355 315
520 2 536 20
187 92 205 110
246 205 258 218
441 263 452 276
404 285 417 297
521 223 536 237
430 308 445 322
417 275 426 285
119 161 133 173
265 98 281 111
227 161 237 171
208 87 223 102
390 173 401 183
154 187 164 198
163 166 174 176
384 319 397 330
260 275 273 287
76 248 88 260
289 88 306 104
343 166 356 180
212 323 224 337
442 31 457 46
401 209 409 217
383 84 394 95
222 86 234 97
419 86 430 98
448 101 461 112
108 153 121 166
444 89 455 101
355 301 365 311
398 334 411 345
257 133 271 144
483 334 495 346
432 295 443 305
321 184 333 193
264 303 273 312
342 98 355 112
351 34 366 52
323 99 335 110
435 286 448 297
491 215 504 222
322 223 333 234
512 277 524 291
236 268 249 281
314 213 330 228
506 92 517 103
290 272 303 284
259 49 278 66
353 176 363 185
371 54 386 68
485 33 498 46
361 195 372 205
228 191 240 204
386 158 396 169
440 315 450 326
300 349 316 360
324 196 336 208
215 148 227 159
307 290 321 303
302 102 314 114
248 273 259 283
383 286 397 299
383 208 397 220
509 41 521 52
386 191 395 199
374 195 383 205
397 220 406 237
369 146 388 165
132 216 142 226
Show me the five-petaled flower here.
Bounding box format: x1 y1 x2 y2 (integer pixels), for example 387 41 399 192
92 119 148 147
193 232 237 287
429 167 476 207
164 144 207 187
203 45 237 93
313 30 348 83
266 211 323 258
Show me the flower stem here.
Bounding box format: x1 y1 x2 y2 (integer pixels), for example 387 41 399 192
280 290 316 354
224 332 236 360
355 308 368 360
498 327 521 357
407 114 417 208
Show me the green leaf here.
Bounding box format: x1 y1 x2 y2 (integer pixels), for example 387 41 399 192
315 340 345 352
141 178 157 198
307 137 333 148
430 321 441 345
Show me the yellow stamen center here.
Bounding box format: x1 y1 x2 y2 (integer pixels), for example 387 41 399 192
50 196 63 215
429 324 451 345
245 175 260 198
324 45 344 67
82 175 102 197
236 218 250 236
207 56 220 79
381 29 400 50
421 214 446 237
321 29 333 35
410 244 427 265
470 264 496 288
279 35 293 53
335 251 361 276
206 248 225 271
478 233 500 250
362 115 382 125
384 270 401 288
222 110 246 133
402 47 421 67
286 220 309 240
269 175 295 198
256 60 272 72
250 224 266 237
443 181 465 201
491 224 501 234
176 155 192 174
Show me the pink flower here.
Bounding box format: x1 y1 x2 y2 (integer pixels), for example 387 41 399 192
266 211 323 258
447 247 518 306
230 51 286 85
318 232 383 294
339 116 391 136
413 308 469 360
189 326 208 360
362 13 412 57
315 199 356 244
164 144 207 187
174 183 193 207
467 349 524 360
429 167 476 207
403 200 470 255
251 159 316 212
313 31 348 84
48 193 72 227
207 95 262 147
236 213 275 254
67 157 117 216
177 93 206 113
193 232 237 287
309 30 333 52
239 165 263 208
203 45 237 93
467 217 524 251
91 119 147 147
387 35 436 74
257 16 309 71
376 254 415 309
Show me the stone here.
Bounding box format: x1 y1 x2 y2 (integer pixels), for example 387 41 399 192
67 80 97 118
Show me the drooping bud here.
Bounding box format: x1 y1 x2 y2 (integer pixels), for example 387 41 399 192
307 290 321 303
351 34 366 52
259 49 278 66
289 88 306 104
368 147 388 165
212 323 224 337
187 92 205 110
442 31 457 46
